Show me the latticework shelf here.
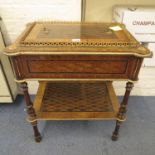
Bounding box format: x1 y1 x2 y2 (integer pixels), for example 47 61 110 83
34 81 120 120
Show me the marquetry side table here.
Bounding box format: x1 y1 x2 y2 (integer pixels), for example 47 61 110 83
5 22 152 142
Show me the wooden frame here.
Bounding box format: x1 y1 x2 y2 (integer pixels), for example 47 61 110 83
34 81 120 120
4 22 152 142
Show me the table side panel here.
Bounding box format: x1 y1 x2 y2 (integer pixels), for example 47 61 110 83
11 55 143 81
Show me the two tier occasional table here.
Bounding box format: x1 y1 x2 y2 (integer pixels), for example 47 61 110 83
5 22 152 142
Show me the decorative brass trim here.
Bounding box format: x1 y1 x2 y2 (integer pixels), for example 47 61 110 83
116 116 127 122
4 51 152 58
14 78 138 83
26 117 37 123
20 41 138 48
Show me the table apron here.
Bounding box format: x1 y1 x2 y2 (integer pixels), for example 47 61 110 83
11 55 143 81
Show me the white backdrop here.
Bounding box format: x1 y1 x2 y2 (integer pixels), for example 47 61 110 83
0 0 81 45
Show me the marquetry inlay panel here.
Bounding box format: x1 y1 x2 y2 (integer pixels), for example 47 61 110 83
41 82 113 112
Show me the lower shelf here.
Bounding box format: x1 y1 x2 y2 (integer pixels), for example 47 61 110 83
34 81 120 120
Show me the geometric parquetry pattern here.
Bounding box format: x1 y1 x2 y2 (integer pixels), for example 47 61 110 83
41 82 113 112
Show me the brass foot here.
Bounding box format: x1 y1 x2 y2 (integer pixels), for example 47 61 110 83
35 134 42 143
111 133 118 141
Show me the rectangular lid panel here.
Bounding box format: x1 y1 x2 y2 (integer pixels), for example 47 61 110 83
20 22 137 47
5 22 151 58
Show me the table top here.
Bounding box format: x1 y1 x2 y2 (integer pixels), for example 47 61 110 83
5 22 151 57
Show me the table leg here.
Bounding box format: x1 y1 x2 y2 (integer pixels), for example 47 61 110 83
112 81 134 141
21 82 42 142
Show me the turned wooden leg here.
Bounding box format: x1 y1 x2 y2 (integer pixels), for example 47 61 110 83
111 120 121 141
112 81 134 141
21 82 42 142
